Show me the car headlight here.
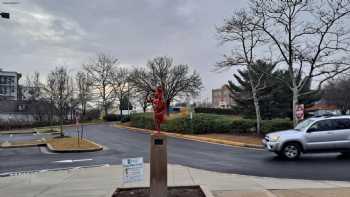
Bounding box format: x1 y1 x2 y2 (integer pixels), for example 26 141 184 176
270 136 280 142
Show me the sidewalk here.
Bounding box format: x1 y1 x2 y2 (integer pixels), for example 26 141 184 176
1 164 350 197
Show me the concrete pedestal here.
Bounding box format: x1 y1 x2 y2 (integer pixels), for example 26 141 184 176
150 133 167 197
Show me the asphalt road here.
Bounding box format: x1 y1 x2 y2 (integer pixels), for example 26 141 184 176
1 123 350 181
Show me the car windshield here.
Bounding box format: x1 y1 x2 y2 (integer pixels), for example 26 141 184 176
294 119 315 131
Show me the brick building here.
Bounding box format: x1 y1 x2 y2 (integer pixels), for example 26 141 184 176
212 85 236 109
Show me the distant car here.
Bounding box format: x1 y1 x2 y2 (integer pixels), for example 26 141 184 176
262 115 350 160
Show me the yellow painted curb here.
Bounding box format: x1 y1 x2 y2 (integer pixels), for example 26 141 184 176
115 124 264 149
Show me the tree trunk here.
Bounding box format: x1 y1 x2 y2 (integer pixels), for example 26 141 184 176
247 67 262 135
82 103 86 116
104 105 108 117
120 102 123 117
251 87 262 135
292 87 299 127
166 100 171 115
60 111 64 137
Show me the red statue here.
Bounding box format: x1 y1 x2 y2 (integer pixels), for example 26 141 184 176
151 86 167 133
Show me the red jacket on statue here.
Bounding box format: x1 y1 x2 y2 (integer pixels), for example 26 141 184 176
151 86 167 132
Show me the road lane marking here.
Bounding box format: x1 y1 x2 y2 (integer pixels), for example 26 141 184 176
0 164 110 177
54 158 93 163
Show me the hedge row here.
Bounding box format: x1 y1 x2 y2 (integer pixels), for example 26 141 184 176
129 113 293 135
0 120 75 131
194 107 240 115
103 114 130 122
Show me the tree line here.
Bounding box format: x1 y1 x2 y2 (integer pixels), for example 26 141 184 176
24 55 202 136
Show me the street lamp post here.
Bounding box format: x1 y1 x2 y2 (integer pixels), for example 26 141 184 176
0 12 10 19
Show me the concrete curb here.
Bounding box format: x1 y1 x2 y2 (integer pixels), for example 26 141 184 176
200 185 215 197
46 138 103 153
115 125 264 149
113 185 213 197
0 130 36 135
0 142 46 148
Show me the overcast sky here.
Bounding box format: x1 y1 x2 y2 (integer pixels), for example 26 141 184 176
0 0 246 101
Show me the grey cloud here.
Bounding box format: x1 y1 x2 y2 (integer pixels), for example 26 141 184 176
0 0 246 99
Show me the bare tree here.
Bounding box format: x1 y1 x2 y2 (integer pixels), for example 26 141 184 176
76 71 92 117
24 72 50 122
251 0 350 125
84 54 118 116
129 56 202 112
46 66 72 137
65 77 78 121
137 91 152 113
25 72 42 101
217 10 268 134
109 67 130 116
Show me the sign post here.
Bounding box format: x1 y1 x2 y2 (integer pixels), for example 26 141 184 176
150 86 167 197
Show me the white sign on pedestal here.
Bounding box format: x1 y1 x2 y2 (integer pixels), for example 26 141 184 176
122 157 144 183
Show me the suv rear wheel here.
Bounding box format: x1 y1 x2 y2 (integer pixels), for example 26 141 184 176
282 143 301 160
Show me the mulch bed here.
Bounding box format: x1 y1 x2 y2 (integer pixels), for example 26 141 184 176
46 136 102 152
112 186 206 197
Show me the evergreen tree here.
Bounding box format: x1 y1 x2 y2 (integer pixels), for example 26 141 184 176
228 60 274 119
228 61 320 120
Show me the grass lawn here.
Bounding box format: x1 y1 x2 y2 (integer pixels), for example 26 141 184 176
11 139 45 146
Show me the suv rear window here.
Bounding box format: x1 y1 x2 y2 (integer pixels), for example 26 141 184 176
334 119 350 130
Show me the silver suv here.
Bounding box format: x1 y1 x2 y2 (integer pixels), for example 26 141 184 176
263 115 350 160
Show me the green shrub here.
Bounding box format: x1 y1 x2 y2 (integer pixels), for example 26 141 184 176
161 117 190 133
103 114 130 122
194 107 239 115
231 119 257 133
191 113 233 134
121 115 131 123
103 114 120 121
130 113 154 129
261 119 293 134
130 113 235 134
83 109 101 121
129 112 293 135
